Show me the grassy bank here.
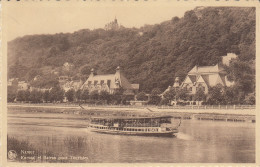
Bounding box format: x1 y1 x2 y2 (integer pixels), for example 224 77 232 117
7 136 90 163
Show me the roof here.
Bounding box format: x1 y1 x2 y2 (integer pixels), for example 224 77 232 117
131 84 139 90
198 74 225 87
189 75 197 83
82 69 134 90
188 64 225 75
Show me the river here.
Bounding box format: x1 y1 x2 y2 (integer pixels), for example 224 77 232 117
7 109 255 163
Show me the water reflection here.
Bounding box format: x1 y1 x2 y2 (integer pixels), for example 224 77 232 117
8 110 255 163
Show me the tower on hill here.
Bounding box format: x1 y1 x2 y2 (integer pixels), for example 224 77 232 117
104 18 121 31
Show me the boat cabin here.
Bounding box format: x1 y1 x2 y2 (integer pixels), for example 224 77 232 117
89 116 179 136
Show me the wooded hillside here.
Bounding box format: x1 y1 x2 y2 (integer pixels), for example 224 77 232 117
8 7 255 93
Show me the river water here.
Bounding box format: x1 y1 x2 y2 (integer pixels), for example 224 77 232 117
8 109 255 163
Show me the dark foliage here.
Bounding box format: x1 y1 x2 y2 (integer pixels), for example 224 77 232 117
8 7 255 94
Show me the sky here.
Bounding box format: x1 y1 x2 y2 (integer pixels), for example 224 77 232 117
3 2 195 41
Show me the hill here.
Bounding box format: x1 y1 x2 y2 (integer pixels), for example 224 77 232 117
8 7 255 93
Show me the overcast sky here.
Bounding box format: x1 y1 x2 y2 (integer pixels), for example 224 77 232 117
4 2 195 41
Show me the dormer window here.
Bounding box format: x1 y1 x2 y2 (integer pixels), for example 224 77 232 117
94 80 98 85
107 80 111 88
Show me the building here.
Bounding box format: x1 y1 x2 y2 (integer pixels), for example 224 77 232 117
222 53 238 66
30 87 51 92
180 64 233 95
8 78 18 87
17 81 29 91
81 66 139 95
61 80 83 92
63 62 74 71
104 18 121 31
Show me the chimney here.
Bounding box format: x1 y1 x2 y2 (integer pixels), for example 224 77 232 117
173 77 180 88
116 66 120 74
90 68 95 77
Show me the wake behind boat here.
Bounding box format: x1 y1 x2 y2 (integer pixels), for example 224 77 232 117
88 115 181 137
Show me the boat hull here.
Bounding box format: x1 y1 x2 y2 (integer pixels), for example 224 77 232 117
89 127 178 137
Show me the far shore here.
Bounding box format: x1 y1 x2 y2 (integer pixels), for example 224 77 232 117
7 103 256 116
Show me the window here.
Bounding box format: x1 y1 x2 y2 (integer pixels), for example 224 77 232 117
101 80 104 85
94 80 98 85
107 80 111 88
189 87 192 91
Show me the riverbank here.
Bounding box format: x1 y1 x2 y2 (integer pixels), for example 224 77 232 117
8 103 256 123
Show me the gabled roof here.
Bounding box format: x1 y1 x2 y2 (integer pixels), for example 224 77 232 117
196 75 206 83
131 84 139 90
82 69 134 90
201 74 224 87
182 76 193 84
189 75 197 83
118 73 134 90
188 64 225 75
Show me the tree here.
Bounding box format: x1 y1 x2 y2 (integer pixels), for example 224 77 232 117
65 89 75 102
194 87 206 101
136 92 147 101
50 86 64 102
16 90 30 102
29 90 43 103
7 86 17 102
148 88 161 105
90 90 99 100
43 90 50 103
81 89 89 102
99 90 110 101
223 86 237 104
75 89 82 102
244 92 255 105
114 87 124 95
176 88 188 101
207 84 224 105
163 88 176 101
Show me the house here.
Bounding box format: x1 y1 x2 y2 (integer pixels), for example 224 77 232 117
181 64 233 95
61 80 83 92
17 81 29 91
222 53 238 66
59 76 72 84
8 78 18 87
30 87 51 92
63 62 74 71
81 66 139 95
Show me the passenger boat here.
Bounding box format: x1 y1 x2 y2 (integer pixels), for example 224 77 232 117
88 116 181 137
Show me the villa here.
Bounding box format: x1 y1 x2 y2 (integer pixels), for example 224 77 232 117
81 66 139 95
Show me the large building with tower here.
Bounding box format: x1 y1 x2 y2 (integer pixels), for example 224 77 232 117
81 66 139 95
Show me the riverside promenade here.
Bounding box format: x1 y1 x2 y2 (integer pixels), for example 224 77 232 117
7 103 256 123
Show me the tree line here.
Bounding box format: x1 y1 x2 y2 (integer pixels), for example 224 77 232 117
8 85 255 105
